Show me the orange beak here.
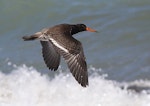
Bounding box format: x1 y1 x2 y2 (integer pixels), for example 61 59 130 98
86 27 97 32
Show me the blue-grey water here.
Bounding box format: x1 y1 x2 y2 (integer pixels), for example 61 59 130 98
0 0 150 106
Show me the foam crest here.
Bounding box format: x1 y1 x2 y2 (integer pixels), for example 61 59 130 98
0 65 150 106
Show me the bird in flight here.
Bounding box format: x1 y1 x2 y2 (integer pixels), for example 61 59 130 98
22 24 97 87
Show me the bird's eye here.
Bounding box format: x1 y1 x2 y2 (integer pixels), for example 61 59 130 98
81 24 86 28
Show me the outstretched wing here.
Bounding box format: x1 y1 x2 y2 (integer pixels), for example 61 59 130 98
49 36 88 87
40 41 60 71
63 46 88 87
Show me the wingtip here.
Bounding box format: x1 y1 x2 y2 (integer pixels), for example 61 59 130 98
81 83 89 87
48 67 58 71
81 79 89 87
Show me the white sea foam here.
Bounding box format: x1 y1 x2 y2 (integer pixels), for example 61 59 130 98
0 65 150 106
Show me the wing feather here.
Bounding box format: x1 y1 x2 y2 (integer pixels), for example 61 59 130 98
47 34 89 87
53 41 88 87
40 41 60 71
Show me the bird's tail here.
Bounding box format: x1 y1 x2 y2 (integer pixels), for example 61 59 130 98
22 32 42 41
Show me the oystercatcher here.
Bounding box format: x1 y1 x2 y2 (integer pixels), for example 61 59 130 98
23 24 97 87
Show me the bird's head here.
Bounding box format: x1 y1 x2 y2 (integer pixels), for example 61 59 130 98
76 24 97 32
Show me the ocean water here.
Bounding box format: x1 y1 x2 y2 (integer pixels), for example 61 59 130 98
0 0 150 105
0 64 150 106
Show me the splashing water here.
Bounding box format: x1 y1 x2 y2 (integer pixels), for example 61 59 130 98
0 64 150 106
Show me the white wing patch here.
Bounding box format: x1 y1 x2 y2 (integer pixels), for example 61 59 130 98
49 37 69 53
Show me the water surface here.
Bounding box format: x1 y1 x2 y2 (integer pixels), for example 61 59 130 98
0 0 150 105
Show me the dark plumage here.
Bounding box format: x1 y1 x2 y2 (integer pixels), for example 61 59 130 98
22 23 96 87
